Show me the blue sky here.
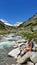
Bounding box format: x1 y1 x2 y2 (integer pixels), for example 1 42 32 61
0 0 37 24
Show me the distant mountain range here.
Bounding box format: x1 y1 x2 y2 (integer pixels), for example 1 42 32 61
0 19 12 26
0 19 23 27
0 13 37 34
13 22 23 27
0 19 16 34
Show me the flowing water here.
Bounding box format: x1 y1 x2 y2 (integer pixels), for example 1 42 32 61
0 33 23 65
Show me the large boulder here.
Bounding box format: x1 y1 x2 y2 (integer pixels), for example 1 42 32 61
30 52 37 63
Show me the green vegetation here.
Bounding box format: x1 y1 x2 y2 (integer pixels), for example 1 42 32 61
0 13 37 43
17 13 37 43
0 21 5 30
21 31 37 43
18 13 37 32
0 20 17 34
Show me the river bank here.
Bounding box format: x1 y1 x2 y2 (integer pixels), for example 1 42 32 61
0 33 37 65
0 33 24 65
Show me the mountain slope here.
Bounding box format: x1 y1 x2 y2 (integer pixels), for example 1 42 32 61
18 13 37 32
0 20 16 34
0 21 5 30
0 13 37 35
17 13 37 43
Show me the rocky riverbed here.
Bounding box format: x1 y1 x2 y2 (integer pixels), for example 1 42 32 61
0 34 37 65
0 34 23 65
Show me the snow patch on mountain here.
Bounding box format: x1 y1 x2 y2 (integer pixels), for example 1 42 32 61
13 22 23 27
0 19 23 27
0 19 12 26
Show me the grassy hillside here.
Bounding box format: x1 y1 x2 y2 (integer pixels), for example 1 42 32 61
0 21 5 30
0 13 37 42
17 13 37 43
0 21 16 34
18 13 37 32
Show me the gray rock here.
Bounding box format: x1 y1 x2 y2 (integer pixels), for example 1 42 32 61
30 52 37 63
27 62 34 65
35 63 37 65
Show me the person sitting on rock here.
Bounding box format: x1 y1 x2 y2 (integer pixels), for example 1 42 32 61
17 39 35 64
17 39 35 57
21 39 35 56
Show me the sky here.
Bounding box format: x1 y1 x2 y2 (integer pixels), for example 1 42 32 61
0 0 37 24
